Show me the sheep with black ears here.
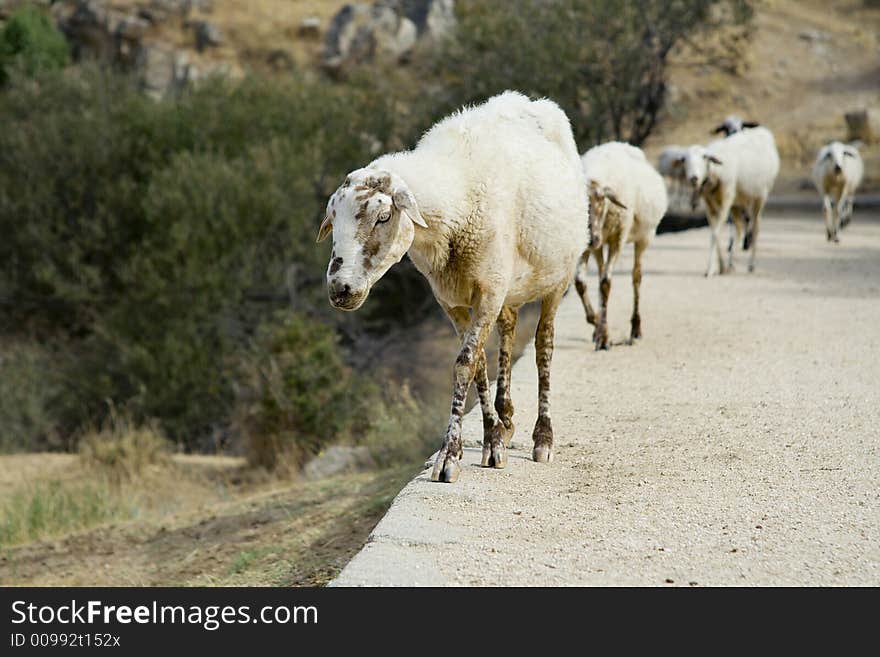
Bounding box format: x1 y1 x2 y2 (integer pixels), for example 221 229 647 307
811 141 863 243
711 114 760 137
576 142 668 349
678 126 779 276
316 91 592 483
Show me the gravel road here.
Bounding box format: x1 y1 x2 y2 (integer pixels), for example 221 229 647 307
332 213 880 586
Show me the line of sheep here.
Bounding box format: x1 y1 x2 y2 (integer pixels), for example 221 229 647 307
315 92 867 485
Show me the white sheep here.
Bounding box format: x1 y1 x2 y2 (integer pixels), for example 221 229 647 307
811 141 863 242
576 142 668 349
710 114 760 137
316 91 591 483
678 126 779 276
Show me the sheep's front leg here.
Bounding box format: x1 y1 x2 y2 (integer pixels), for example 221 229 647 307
728 208 747 271
630 239 647 342
595 241 620 350
822 195 837 243
432 300 499 483
532 286 565 463
443 305 502 456
574 250 597 327
840 192 854 228
747 196 765 272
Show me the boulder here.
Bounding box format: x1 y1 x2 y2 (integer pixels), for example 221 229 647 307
297 16 321 39
845 109 880 145
136 43 195 99
321 0 452 71
190 18 220 51
302 446 376 480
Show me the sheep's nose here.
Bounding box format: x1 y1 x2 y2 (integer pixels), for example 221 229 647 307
329 281 352 305
689 176 699 186
833 164 842 174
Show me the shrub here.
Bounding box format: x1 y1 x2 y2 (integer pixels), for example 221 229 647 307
0 6 68 85
424 0 753 147
235 311 374 469
0 342 61 452
0 65 432 446
78 411 170 481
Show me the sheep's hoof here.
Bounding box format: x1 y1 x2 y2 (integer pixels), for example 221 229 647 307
748 263 756 273
480 442 506 469
431 456 460 483
501 420 515 448
430 446 461 483
594 332 610 351
532 444 553 463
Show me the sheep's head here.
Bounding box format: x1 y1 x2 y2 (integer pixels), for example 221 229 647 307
819 142 858 176
710 115 759 137
679 145 723 191
586 180 627 249
317 168 426 311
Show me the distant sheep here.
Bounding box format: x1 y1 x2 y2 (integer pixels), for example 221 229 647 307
811 141 863 242
678 126 780 275
317 91 591 483
711 114 760 137
576 142 668 349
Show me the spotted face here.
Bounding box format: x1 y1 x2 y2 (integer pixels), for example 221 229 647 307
679 145 723 191
586 180 627 249
316 168 427 311
820 142 858 177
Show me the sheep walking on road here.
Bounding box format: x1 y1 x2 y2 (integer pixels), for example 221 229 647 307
710 114 760 137
317 91 591 483
812 141 863 243
678 126 779 276
577 142 668 349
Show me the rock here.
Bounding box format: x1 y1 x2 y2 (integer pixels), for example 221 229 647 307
136 43 195 99
303 446 376 480
798 29 829 42
845 109 880 144
297 16 321 39
321 0 453 71
191 19 221 51
401 0 455 39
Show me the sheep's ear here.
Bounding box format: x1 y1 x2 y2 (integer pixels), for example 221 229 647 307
393 189 427 228
603 186 627 210
705 154 723 165
316 213 333 243
710 124 726 135
742 121 760 129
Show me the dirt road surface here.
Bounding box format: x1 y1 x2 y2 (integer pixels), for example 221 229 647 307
332 212 880 586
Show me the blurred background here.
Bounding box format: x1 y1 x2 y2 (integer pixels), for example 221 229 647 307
0 0 877 585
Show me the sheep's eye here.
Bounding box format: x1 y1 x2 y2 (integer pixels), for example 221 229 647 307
376 211 391 224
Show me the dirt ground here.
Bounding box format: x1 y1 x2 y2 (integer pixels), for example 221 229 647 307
0 455 414 586
334 211 880 586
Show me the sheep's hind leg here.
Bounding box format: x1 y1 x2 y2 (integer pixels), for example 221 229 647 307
532 286 565 464
432 298 499 483
574 250 597 328
630 239 647 342
595 241 620 350
478 307 518 469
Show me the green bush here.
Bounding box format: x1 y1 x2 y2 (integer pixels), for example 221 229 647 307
0 65 431 446
424 0 753 147
0 6 68 85
0 342 61 452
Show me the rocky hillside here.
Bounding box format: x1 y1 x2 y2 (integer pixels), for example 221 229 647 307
645 0 880 193
3 0 878 189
